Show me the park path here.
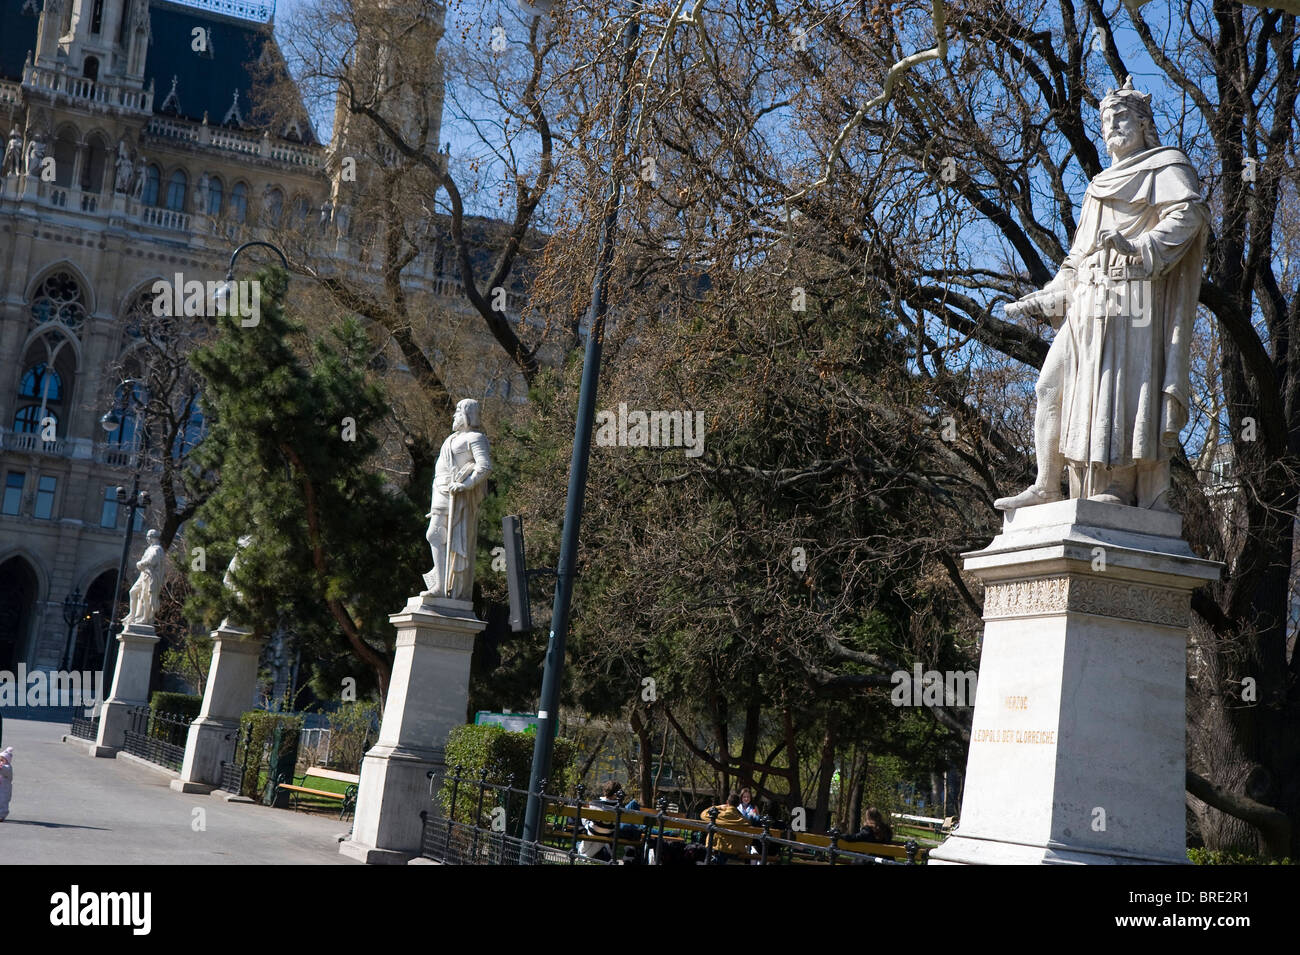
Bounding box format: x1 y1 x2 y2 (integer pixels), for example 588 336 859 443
0 717 359 864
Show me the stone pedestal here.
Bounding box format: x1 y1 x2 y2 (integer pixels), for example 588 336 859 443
340 594 484 865
170 623 266 794
90 623 161 757
930 499 1220 865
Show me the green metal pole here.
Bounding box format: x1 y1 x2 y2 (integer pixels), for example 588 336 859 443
522 12 641 848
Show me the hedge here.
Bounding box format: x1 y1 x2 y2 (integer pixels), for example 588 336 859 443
439 724 576 834
149 691 202 722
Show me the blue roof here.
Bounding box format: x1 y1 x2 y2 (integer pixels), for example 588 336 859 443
0 0 313 142
144 1 315 142
0 0 40 83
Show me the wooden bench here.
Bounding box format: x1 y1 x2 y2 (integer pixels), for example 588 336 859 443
542 803 653 860
790 830 925 864
276 766 359 820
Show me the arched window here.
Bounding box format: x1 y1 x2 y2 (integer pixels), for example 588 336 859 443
19 363 61 402
105 379 144 448
81 135 108 194
165 169 187 212
84 55 100 79
122 287 157 340
142 165 161 206
206 175 223 216
229 182 248 223
29 272 88 334
12 405 57 434
291 194 311 226
262 186 283 226
52 130 77 188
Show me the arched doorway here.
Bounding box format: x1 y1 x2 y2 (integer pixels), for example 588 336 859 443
0 557 39 671
77 570 117 673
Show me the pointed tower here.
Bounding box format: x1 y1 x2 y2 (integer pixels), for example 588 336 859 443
328 0 445 212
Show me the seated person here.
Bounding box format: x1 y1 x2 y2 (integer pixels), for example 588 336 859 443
737 786 760 822
843 806 893 844
578 780 641 860
699 793 751 864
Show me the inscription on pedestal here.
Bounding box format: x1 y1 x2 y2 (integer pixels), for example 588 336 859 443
982 575 1190 628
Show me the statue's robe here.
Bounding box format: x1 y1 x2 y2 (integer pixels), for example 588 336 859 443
1056 146 1209 487
426 429 491 599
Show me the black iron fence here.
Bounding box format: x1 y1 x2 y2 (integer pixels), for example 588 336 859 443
121 706 189 772
219 723 254 796
69 713 99 741
419 767 922 866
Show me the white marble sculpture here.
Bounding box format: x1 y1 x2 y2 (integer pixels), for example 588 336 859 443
997 77 1209 512
131 155 147 200
24 135 44 177
114 140 134 193
220 534 254 628
1 128 21 177
423 399 492 600
125 529 166 627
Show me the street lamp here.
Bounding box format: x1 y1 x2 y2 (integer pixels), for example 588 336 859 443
99 377 152 689
210 240 288 317
61 589 87 671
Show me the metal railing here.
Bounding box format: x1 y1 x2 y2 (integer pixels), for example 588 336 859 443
219 723 254 796
122 706 189 772
419 767 921 866
69 714 99 741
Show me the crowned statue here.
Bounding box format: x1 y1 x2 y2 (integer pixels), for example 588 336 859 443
997 77 1210 512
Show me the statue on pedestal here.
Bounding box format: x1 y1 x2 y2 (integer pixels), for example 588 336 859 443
423 399 492 600
1 128 21 177
24 135 44 178
997 77 1209 512
124 529 165 627
113 140 134 193
220 534 254 629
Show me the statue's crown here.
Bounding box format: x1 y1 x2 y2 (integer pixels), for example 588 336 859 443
1101 75 1153 116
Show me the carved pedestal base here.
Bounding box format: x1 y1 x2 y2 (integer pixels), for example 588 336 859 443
340 594 484 864
930 500 1220 866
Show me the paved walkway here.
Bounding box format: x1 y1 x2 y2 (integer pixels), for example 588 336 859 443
0 717 359 864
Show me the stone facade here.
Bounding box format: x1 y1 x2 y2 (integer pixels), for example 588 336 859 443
0 0 533 672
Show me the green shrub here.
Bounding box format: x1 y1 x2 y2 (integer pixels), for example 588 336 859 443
147 692 201 745
1187 847 1293 865
234 711 303 799
150 691 202 722
440 724 577 834
324 702 379 772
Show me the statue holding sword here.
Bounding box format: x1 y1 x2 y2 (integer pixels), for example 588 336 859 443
996 77 1209 512
424 398 493 600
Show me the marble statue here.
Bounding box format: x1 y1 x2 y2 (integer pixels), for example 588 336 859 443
220 534 254 628
1 128 21 177
131 155 147 200
125 529 166 627
997 77 1209 512
114 140 133 193
195 172 210 214
423 399 492 600
24 135 44 178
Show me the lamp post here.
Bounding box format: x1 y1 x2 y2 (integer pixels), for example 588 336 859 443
99 378 151 690
521 14 640 845
61 589 87 671
212 240 288 317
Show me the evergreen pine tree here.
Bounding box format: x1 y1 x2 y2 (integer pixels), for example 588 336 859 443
185 269 423 705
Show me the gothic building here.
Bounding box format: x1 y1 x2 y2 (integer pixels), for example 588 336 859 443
0 0 531 674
